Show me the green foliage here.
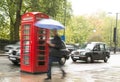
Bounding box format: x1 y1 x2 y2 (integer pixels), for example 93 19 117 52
38 0 72 24
1 0 120 48
66 16 90 44
65 12 120 47
0 0 72 41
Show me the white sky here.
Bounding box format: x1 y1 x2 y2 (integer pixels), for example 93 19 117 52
69 0 120 15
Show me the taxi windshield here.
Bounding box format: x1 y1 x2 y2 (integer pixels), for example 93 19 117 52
85 43 95 50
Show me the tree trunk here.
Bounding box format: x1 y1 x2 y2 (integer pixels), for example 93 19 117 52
12 0 22 41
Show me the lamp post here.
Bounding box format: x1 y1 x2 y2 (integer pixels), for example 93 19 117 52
63 0 66 41
108 12 113 48
108 12 119 54
108 12 113 51
64 0 66 26
114 13 118 54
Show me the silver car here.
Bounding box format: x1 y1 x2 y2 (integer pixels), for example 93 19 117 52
4 42 20 54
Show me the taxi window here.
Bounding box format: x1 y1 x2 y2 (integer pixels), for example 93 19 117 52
100 44 105 51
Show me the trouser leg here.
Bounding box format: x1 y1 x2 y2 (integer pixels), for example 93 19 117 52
47 57 52 78
59 64 65 74
58 58 66 78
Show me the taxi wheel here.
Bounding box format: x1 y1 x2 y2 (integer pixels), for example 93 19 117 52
104 56 108 63
12 61 19 65
86 56 93 63
71 57 77 62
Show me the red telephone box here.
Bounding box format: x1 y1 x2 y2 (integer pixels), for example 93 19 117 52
20 12 50 73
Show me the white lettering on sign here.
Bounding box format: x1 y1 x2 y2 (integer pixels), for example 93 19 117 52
36 17 41 21
36 17 42 20
22 17 33 21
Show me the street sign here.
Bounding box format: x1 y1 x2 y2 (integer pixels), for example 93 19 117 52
61 35 65 41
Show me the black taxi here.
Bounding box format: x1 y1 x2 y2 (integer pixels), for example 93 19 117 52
71 42 110 63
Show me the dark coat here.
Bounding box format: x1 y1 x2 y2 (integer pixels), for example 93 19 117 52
49 35 64 57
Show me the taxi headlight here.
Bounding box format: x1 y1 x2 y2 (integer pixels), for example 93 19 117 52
80 52 86 55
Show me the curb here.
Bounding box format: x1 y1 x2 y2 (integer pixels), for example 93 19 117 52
0 53 8 56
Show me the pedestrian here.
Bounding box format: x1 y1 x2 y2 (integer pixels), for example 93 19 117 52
45 29 66 80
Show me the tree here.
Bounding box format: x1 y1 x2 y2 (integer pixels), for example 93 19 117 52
38 0 72 24
0 0 72 41
66 16 90 44
0 0 22 41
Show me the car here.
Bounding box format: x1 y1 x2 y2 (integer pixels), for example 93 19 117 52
71 42 110 63
66 44 79 52
55 41 70 65
4 41 20 54
8 49 20 65
8 41 70 65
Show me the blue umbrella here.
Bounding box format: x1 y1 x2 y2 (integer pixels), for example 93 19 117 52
35 19 65 30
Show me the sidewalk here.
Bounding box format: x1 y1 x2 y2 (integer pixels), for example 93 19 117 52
0 50 8 56
110 51 120 55
1 59 120 82
0 71 88 82
1 51 120 82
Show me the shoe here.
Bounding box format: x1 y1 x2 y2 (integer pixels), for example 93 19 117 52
61 72 66 79
44 77 51 80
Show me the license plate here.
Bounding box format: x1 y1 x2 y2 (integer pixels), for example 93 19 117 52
73 57 79 59
10 57 16 60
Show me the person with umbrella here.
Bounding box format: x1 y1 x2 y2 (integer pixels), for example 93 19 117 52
35 19 66 80
44 29 66 80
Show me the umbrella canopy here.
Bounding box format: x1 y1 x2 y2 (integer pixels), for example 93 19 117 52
35 19 65 30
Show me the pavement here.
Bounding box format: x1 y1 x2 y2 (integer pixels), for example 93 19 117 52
0 71 88 82
3 65 120 82
0 50 88 82
0 50 8 56
110 51 120 55
0 51 120 82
